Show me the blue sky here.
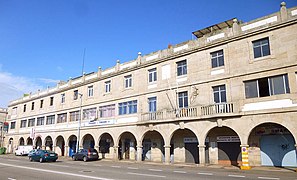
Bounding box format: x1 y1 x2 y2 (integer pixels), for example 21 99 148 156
0 0 297 107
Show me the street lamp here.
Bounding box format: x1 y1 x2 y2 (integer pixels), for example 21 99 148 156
76 93 83 153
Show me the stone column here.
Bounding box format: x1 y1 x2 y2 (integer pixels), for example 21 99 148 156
164 145 171 164
113 146 119 161
137 145 143 162
64 145 69 157
280 2 288 21
240 144 251 170
198 145 206 165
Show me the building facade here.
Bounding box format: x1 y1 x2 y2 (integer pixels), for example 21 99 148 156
4 3 297 169
0 108 8 147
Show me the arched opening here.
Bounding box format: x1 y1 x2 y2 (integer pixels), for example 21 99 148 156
170 129 199 164
19 137 24 146
206 126 241 166
142 131 165 162
8 138 13 153
118 132 136 160
55 135 65 156
27 137 33 145
82 134 95 149
35 136 42 149
98 133 114 159
68 135 77 156
45 136 53 151
248 123 297 167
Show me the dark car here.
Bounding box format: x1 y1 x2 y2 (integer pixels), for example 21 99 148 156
29 149 58 163
72 148 98 162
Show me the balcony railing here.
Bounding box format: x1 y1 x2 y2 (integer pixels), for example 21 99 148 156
141 103 236 121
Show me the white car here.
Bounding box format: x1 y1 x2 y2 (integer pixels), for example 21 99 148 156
15 145 33 156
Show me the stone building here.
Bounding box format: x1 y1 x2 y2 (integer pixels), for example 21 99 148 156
0 108 8 147
4 3 297 169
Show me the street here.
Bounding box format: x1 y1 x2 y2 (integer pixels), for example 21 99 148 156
0 155 296 180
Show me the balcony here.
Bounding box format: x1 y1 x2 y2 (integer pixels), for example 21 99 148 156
141 103 237 122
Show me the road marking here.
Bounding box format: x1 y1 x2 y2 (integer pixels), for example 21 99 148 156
198 172 213 176
111 166 121 168
127 167 138 170
8 178 16 180
7 160 20 162
0 162 114 180
148 169 162 172
94 164 102 167
173 171 186 174
47 164 70 168
258 177 280 180
228 174 245 178
127 172 166 178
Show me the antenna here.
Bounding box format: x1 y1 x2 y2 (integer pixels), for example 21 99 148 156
81 48 86 76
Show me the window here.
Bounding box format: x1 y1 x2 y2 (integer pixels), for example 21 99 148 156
105 81 111 93
31 102 35 111
37 117 45 126
57 113 67 123
211 50 224 68
61 93 65 103
178 92 188 108
70 111 80 122
176 60 187 76
50 97 54 106
148 68 157 83
46 115 55 125
245 74 290 98
148 97 157 112
253 37 270 58
23 104 26 112
28 118 35 127
12 107 17 115
88 85 94 97
20 120 27 128
74 90 78 100
83 108 97 120
124 75 132 88
99 104 115 118
10 122 16 129
40 99 44 108
213 85 226 103
118 100 137 115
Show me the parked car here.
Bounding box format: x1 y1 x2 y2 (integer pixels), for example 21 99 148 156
29 149 58 163
15 145 33 156
28 149 38 157
72 148 98 162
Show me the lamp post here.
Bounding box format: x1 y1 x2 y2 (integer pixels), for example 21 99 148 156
76 93 83 153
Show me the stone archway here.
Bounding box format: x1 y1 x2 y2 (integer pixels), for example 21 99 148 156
118 132 137 160
170 128 199 164
27 137 33 145
55 135 65 156
7 138 13 153
82 134 95 149
45 136 53 151
248 123 297 167
35 136 42 149
141 130 165 162
67 135 77 156
98 133 114 159
206 126 241 166
19 137 24 145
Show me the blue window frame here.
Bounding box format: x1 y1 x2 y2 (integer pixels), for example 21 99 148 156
148 97 157 112
119 100 137 115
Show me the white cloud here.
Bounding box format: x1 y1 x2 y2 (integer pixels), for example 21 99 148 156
56 66 63 72
0 71 44 107
38 78 60 84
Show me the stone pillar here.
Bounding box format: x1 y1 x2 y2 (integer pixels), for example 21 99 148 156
41 145 45 150
198 145 206 165
280 2 288 21
240 145 251 170
65 145 69 157
232 18 240 36
116 60 120 71
164 145 171 164
137 145 143 162
113 146 119 161
295 144 297 172
52 146 56 153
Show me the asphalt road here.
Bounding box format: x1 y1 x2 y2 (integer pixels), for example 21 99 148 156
0 155 296 180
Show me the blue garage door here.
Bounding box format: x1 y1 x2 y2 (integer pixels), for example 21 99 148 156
260 135 297 167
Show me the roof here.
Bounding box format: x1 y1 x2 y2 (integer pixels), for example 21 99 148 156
192 18 237 38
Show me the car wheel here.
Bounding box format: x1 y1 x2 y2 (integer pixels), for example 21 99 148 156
72 156 76 161
29 157 33 162
83 156 87 162
39 157 43 163
53 159 56 162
